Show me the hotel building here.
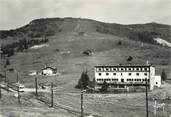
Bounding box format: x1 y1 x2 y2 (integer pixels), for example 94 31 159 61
94 65 161 90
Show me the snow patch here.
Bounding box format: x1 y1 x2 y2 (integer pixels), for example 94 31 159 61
154 38 171 48
30 44 49 49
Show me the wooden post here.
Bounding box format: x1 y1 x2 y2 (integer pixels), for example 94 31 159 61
18 85 21 104
7 79 9 92
5 70 6 83
51 82 53 107
0 85 1 98
154 100 157 116
35 77 38 96
145 78 149 117
81 91 84 117
17 71 19 83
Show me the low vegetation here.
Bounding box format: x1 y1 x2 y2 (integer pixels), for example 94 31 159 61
161 69 167 81
100 81 109 92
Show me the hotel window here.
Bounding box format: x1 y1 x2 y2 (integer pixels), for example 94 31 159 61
106 68 109 71
128 73 132 76
106 73 109 76
121 73 123 76
99 68 102 71
113 68 116 71
136 73 139 76
136 68 139 71
113 73 116 75
129 68 131 70
144 73 147 76
99 73 102 76
144 68 147 71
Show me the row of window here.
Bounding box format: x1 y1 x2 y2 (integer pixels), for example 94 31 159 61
126 79 149 81
96 78 149 82
97 79 118 81
97 67 149 72
98 72 148 76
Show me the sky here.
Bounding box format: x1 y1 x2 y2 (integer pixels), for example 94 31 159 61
0 0 170 30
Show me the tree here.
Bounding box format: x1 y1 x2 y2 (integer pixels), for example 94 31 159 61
100 81 109 92
5 59 10 66
127 56 133 62
23 38 28 49
75 71 90 90
161 70 167 81
118 40 122 45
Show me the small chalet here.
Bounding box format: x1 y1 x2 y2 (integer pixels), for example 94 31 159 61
41 66 57 76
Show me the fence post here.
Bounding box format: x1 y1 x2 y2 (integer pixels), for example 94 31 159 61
154 100 157 116
145 78 149 117
81 90 84 117
0 85 1 98
18 85 21 104
35 77 38 96
51 82 53 107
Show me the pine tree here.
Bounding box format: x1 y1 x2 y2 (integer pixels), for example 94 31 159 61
75 71 90 90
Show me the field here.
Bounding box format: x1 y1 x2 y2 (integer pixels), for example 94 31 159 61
0 26 171 116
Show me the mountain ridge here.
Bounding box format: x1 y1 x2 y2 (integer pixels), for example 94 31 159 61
0 17 170 43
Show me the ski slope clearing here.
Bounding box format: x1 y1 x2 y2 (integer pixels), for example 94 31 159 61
30 44 49 49
154 38 171 47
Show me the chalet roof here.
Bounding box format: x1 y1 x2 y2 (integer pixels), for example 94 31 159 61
41 66 57 71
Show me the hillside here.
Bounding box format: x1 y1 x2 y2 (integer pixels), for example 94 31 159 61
0 17 171 117
0 17 170 77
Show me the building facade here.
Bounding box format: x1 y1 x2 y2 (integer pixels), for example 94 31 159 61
94 65 161 90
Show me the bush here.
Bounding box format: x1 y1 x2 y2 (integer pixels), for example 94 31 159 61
5 59 10 66
100 81 109 92
127 56 133 62
118 41 122 45
161 70 167 81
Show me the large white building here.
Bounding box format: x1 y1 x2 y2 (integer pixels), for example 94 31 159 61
94 65 161 90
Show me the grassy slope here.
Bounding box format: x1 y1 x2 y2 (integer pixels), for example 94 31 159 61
0 18 171 117
2 31 170 86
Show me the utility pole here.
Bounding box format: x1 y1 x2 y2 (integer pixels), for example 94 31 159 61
51 82 53 107
81 90 84 117
81 90 86 117
145 78 149 117
0 85 1 98
5 70 6 83
154 99 157 116
17 71 19 83
17 85 21 104
35 77 38 96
